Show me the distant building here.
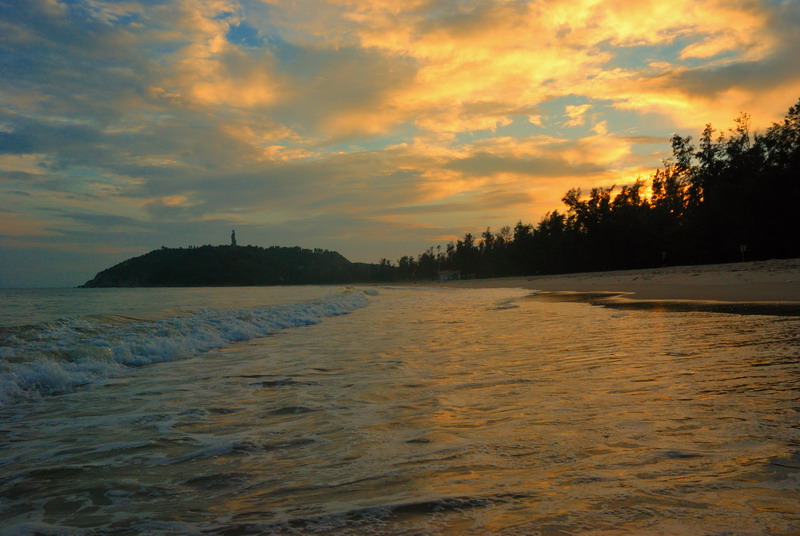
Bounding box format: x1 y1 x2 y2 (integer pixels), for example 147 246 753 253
231 229 237 247
438 269 461 281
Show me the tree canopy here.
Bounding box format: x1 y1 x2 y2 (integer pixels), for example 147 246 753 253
394 98 800 280
80 245 397 287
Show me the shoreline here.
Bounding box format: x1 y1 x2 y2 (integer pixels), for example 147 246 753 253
415 258 800 315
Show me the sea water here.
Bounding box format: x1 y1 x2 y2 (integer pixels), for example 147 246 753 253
0 285 798 535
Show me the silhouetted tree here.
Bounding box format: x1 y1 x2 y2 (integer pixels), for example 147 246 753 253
402 98 800 278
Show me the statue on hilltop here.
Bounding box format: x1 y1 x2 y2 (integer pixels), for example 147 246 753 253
231 229 237 247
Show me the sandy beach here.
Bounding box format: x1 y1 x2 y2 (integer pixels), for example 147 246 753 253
424 258 800 314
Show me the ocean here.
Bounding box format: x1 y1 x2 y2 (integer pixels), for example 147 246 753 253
1 285 798 535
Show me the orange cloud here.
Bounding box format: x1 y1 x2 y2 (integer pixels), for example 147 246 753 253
564 104 592 127
135 0 797 163
0 210 58 237
0 154 48 175
159 195 190 207
159 0 283 109
4 0 798 280
307 0 795 142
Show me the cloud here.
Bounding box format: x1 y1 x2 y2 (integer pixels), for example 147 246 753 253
0 118 103 156
569 0 800 130
370 189 535 216
445 152 605 178
564 105 592 127
1 0 799 286
592 121 609 135
274 45 419 138
0 209 59 237
60 212 148 229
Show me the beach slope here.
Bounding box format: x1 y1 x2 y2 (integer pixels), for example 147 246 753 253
430 258 800 314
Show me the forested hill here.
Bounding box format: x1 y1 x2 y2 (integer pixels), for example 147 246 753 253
80 245 393 287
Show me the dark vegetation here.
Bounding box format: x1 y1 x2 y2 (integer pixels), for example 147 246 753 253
80 246 383 287
389 99 800 280
83 100 799 287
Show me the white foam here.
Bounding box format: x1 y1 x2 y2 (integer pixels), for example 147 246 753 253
0 290 372 405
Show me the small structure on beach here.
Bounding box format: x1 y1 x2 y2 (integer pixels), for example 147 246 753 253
438 269 461 281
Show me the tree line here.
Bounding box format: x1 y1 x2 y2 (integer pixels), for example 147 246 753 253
383 98 800 280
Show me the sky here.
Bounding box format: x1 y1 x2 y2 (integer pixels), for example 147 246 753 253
1 0 799 287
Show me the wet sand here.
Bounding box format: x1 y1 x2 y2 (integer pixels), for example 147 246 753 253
423 258 800 315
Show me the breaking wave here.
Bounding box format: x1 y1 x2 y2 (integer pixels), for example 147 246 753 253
0 289 373 404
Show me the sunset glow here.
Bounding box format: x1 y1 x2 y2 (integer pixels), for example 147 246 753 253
1 0 798 286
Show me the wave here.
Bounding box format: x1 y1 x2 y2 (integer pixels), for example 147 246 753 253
0 289 373 405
